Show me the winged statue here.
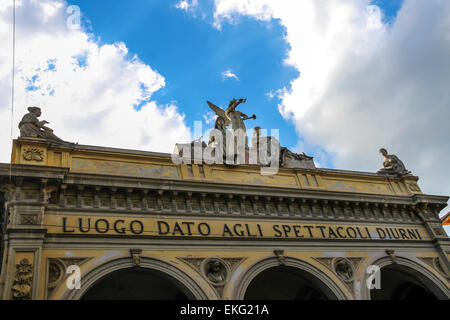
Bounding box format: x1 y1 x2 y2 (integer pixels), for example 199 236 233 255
207 100 230 146
207 100 230 128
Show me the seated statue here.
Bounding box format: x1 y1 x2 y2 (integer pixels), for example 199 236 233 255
18 107 63 142
377 148 410 176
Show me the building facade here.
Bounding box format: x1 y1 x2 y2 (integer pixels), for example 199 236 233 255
0 137 449 300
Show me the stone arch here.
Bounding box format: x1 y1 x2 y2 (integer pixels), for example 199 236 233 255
233 257 348 300
60 257 209 300
362 256 450 300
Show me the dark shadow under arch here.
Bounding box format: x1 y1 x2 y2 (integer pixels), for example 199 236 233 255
81 267 196 300
370 264 444 300
244 265 336 300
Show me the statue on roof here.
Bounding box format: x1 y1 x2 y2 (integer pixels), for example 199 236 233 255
18 107 64 142
224 98 256 135
207 98 256 152
206 100 230 146
377 148 411 177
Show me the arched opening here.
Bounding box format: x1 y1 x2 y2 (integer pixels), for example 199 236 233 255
81 267 196 300
370 264 442 300
244 266 337 300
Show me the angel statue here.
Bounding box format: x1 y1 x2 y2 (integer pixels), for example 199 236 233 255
206 100 230 146
225 98 256 136
207 98 256 149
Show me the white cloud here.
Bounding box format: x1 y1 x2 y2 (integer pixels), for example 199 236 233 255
175 0 199 12
221 69 239 81
0 0 191 162
203 111 217 125
212 0 450 204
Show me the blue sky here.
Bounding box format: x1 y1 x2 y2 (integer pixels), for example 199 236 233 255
71 0 300 150
63 0 406 168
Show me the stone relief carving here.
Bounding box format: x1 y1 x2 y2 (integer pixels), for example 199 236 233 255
20 214 38 225
48 259 65 288
22 147 44 162
12 258 33 300
130 249 142 267
175 98 315 169
377 148 411 177
201 258 229 286
332 257 355 282
0 184 17 202
386 250 397 264
273 249 286 266
313 256 364 296
177 256 244 298
18 107 64 142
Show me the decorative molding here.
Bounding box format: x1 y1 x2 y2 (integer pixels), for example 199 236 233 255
46 257 91 299
48 259 65 288
386 250 397 264
418 257 449 279
37 183 426 224
347 257 365 272
312 257 334 270
273 249 286 266
178 257 204 273
20 214 38 225
130 249 142 267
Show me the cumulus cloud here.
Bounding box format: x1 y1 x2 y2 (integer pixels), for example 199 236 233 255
0 0 190 163
212 0 450 205
221 69 239 81
175 0 199 12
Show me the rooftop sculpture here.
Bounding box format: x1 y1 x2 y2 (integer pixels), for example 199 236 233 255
174 98 316 170
18 107 64 142
377 148 411 177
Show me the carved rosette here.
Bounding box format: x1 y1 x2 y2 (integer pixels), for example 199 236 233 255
12 259 33 300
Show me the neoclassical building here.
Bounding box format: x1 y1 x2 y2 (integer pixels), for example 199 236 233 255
0 132 449 300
